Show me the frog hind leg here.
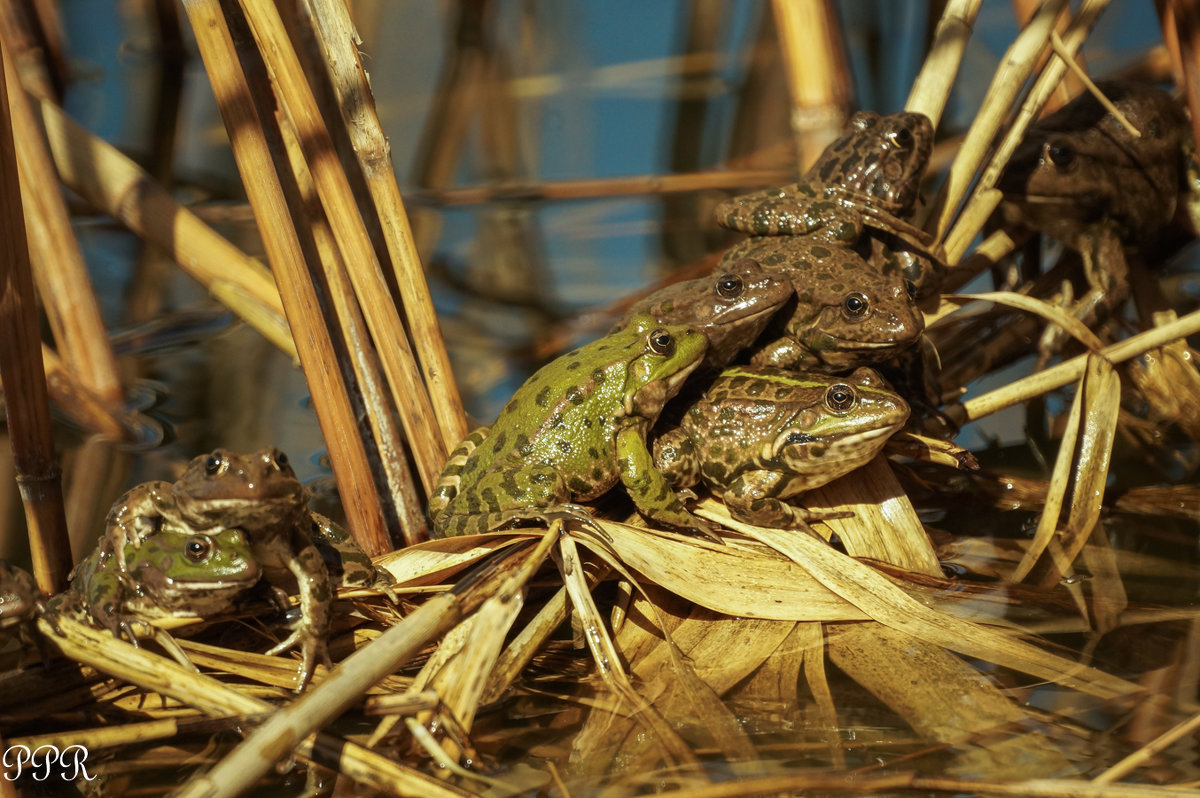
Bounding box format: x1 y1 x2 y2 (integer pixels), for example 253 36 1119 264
428 426 491 522
431 464 578 537
715 184 831 237
263 529 333 690
723 471 853 529
308 513 399 603
616 425 722 542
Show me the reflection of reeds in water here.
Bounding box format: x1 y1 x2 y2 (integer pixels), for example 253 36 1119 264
6 1 1200 795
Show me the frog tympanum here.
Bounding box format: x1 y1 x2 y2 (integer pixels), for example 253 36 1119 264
715 111 934 250
653 366 909 529
429 316 717 539
614 257 792 367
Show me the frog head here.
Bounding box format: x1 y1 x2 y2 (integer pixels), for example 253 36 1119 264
173 447 309 529
816 111 934 215
127 526 261 617
620 316 708 419
771 368 909 475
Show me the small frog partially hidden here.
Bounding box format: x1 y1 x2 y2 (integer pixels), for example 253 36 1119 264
614 257 792 367
719 235 924 370
429 316 716 539
653 366 909 529
45 523 260 644
105 447 395 688
0 561 44 651
715 111 934 249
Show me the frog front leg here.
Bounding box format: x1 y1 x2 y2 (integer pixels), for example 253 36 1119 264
723 470 851 530
263 531 333 690
615 423 721 541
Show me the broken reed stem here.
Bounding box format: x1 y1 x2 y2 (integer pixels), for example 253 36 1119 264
176 532 557 798
302 0 468 451
906 0 984 126
239 0 447 495
181 0 390 552
0 27 121 405
770 0 850 168
923 0 1068 244
37 616 458 798
960 305 1200 421
33 95 297 359
942 0 1110 261
0 37 69 593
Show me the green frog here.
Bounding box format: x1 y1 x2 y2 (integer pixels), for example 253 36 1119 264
718 235 924 370
429 316 716 539
715 111 934 248
44 523 260 644
614 257 792 367
653 366 909 529
997 81 1193 310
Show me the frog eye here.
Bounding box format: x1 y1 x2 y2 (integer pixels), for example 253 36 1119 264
888 127 914 148
647 329 675 357
274 450 289 469
184 535 214 564
205 452 226 475
825 384 857 414
842 292 869 318
1043 140 1075 169
715 273 744 298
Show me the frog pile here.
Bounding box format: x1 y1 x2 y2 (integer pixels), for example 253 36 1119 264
41 447 396 688
429 110 939 538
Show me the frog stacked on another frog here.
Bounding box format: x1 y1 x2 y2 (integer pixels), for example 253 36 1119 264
98 447 396 688
429 316 718 539
712 110 937 371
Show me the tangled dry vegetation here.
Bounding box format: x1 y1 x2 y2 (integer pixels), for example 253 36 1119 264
5 1 1200 796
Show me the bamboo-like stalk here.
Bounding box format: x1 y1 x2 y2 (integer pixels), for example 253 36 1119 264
0 36 69 593
906 0 985 126
238 0 447 495
770 0 851 168
0 32 122 404
180 0 389 552
302 0 469 451
923 0 1068 243
0 1 55 101
33 96 297 359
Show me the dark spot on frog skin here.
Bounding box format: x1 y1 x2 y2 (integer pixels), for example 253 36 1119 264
535 386 552 408
718 406 736 421
810 245 832 259
515 434 532 456
550 414 566 429
480 486 500 511
490 432 508 453
557 440 573 455
565 387 586 405
568 476 591 494
591 467 604 481
588 446 600 459
591 369 606 384
701 461 728 482
530 471 553 485
581 417 592 428
566 360 582 370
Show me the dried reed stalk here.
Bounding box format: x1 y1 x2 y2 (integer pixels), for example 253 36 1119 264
33 96 297 359
906 0 984 125
181 0 389 552
770 0 851 168
0 37 69 593
0 34 121 404
0 0 55 100
37 616 460 798
923 0 1068 244
1171 0 1200 151
177 530 556 798
238 0 447 495
302 0 469 450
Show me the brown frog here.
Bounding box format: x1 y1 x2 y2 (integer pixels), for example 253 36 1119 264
715 111 935 251
718 235 924 370
997 81 1192 306
613 257 792 367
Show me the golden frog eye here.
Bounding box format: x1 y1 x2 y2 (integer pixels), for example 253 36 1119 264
184 535 214 564
647 329 675 357
825 384 857 414
842 292 869 318
714 273 744 298
205 451 226 475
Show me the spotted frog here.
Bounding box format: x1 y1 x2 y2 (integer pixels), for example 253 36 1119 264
614 257 792 367
44 523 260 643
429 316 715 538
1 561 44 654
653 366 909 529
715 111 934 250
717 235 924 370
998 81 1193 303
